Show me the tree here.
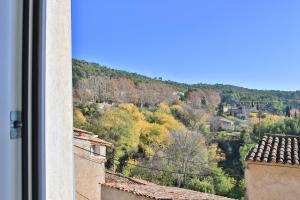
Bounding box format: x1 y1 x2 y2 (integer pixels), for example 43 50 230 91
165 130 209 187
239 144 256 168
93 76 113 102
286 106 291 117
73 108 86 128
240 130 252 144
90 107 140 160
217 104 224 116
74 76 114 103
185 89 220 110
137 82 176 107
251 100 254 108
75 79 93 103
211 167 236 196
112 78 138 104
230 179 245 199
186 177 215 194
186 89 206 109
208 143 225 167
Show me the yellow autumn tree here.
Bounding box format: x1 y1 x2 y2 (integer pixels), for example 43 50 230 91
249 112 284 127
119 103 144 122
156 102 171 114
73 108 86 128
139 123 170 156
96 107 140 159
170 104 184 113
153 111 186 131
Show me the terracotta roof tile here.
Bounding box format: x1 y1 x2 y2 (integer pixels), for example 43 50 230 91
246 134 300 166
74 135 113 147
104 172 233 200
73 128 113 147
74 127 93 135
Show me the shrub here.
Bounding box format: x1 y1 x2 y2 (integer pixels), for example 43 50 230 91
186 177 215 194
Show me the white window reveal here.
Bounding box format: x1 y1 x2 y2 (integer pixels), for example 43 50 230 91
90 145 102 157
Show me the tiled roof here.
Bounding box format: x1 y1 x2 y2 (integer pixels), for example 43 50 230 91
74 127 93 135
246 134 300 166
74 135 113 147
73 128 113 147
104 172 233 200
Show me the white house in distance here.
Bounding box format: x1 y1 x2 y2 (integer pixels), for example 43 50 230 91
210 117 234 132
245 134 300 200
73 128 113 200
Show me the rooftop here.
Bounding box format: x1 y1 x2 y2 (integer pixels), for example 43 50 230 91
218 118 234 123
246 134 300 167
104 172 233 200
73 128 113 147
74 127 94 135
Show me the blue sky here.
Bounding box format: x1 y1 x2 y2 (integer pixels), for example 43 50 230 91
72 0 300 91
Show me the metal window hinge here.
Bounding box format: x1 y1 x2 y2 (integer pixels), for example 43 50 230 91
10 111 22 139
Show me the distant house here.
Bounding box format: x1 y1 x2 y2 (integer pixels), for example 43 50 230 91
97 102 113 110
172 91 185 100
74 128 113 200
219 118 234 130
245 135 300 200
230 106 246 118
102 172 232 200
210 117 234 131
222 104 231 113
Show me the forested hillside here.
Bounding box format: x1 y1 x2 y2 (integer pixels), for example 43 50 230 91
73 59 300 114
72 59 300 199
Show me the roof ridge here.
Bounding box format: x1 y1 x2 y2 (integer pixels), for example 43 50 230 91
105 171 147 185
265 133 300 138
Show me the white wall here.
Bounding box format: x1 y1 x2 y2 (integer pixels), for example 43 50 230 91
44 0 74 199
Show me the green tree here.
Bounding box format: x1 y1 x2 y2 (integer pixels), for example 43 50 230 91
230 179 245 200
240 130 252 144
286 106 291 117
239 144 256 168
211 167 236 196
185 177 215 194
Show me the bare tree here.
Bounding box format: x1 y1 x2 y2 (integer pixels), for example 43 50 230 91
75 79 93 103
93 76 113 103
112 78 138 104
137 82 177 107
166 130 209 187
186 89 221 110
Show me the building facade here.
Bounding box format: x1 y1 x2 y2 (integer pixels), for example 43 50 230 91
74 128 112 200
245 135 300 200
